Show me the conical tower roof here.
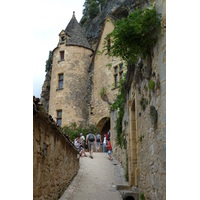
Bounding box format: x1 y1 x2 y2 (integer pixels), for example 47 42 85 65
65 12 91 49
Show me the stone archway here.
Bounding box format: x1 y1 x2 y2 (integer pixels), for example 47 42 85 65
96 117 110 138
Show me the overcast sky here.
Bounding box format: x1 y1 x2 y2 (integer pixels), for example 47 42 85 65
32 0 86 98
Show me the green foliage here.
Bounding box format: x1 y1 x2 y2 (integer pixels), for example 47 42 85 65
110 77 126 147
144 84 148 92
45 51 53 72
140 192 145 200
156 78 160 89
100 86 107 98
140 97 148 111
81 0 106 24
139 135 144 143
148 79 155 91
62 123 97 142
150 106 158 128
107 6 162 64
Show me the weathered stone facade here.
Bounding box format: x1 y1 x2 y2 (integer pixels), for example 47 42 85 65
48 45 93 127
110 0 166 199
48 13 93 127
33 97 79 200
40 0 166 199
89 16 124 133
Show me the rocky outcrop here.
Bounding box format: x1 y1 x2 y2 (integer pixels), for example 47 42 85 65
40 69 51 113
81 0 147 49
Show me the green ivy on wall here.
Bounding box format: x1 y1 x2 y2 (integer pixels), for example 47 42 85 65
110 78 126 147
106 6 162 64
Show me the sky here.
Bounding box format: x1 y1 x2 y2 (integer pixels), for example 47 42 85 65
32 0 86 98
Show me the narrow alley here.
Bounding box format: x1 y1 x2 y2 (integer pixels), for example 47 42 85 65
59 152 128 200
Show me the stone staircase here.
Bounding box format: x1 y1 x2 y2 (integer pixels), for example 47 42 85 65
116 185 139 200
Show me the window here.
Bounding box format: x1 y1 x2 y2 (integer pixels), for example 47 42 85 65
56 110 62 126
119 63 123 71
114 66 118 73
107 38 111 53
114 75 118 87
120 72 123 80
60 51 64 61
113 63 124 88
58 73 63 89
119 63 123 80
61 36 65 42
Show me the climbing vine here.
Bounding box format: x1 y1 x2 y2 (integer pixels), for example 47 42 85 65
106 6 162 64
110 77 126 147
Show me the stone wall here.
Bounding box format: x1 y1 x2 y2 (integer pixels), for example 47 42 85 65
89 16 123 131
110 0 166 199
48 45 93 127
33 97 79 200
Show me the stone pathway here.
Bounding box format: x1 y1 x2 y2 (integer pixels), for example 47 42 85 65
59 152 128 200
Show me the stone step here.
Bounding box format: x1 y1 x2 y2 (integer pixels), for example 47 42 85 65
118 190 139 200
116 185 139 200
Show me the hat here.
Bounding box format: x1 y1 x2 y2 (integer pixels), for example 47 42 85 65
80 133 83 136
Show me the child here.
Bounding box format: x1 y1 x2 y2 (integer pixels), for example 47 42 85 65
106 139 113 160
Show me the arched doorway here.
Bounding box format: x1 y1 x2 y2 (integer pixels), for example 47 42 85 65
96 117 110 140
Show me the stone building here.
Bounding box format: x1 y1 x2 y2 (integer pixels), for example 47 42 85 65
41 0 166 199
48 12 93 127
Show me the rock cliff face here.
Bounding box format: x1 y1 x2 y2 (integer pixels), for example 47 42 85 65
82 0 146 50
40 69 51 112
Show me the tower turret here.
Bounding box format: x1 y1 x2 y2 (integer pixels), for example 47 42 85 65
48 12 93 127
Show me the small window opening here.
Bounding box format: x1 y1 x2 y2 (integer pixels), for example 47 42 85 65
60 51 64 61
58 73 63 89
57 110 62 126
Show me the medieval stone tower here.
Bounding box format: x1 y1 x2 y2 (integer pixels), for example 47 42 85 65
48 12 93 127
42 11 124 134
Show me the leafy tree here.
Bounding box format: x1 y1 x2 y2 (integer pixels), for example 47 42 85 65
62 123 97 142
107 6 162 64
45 51 53 72
81 0 106 24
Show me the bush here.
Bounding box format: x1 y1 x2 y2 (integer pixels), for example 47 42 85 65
106 6 162 64
62 123 97 142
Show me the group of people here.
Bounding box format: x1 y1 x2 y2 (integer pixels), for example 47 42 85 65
73 130 113 160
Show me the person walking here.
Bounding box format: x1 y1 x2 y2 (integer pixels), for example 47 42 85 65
103 133 107 153
96 133 101 152
106 139 113 160
86 131 95 159
106 129 111 141
80 133 85 148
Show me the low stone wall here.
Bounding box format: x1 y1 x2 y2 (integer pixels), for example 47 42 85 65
33 97 79 200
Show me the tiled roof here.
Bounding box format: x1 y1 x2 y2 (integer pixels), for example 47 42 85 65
65 12 91 49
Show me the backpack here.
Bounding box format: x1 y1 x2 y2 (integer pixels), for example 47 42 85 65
96 134 101 142
88 133 95 142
